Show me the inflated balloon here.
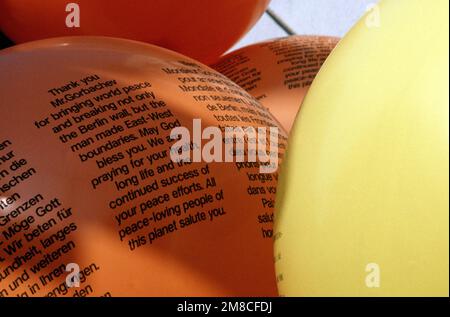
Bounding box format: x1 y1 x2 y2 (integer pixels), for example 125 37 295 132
274 0 449 296
0 37 287 297
0 0 270 64
213 36 339 131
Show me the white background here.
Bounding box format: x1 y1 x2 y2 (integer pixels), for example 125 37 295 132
233 0 377 49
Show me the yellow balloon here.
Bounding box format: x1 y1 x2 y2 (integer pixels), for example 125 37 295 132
274 0 449 296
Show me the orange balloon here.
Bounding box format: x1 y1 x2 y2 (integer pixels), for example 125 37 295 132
0 37 287 297
213 36 339 131
0 0 270 64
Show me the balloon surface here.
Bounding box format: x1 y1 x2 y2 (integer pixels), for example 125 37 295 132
213 36 339 131
274 0 449 296
0 0 270 64
0 37 287 297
